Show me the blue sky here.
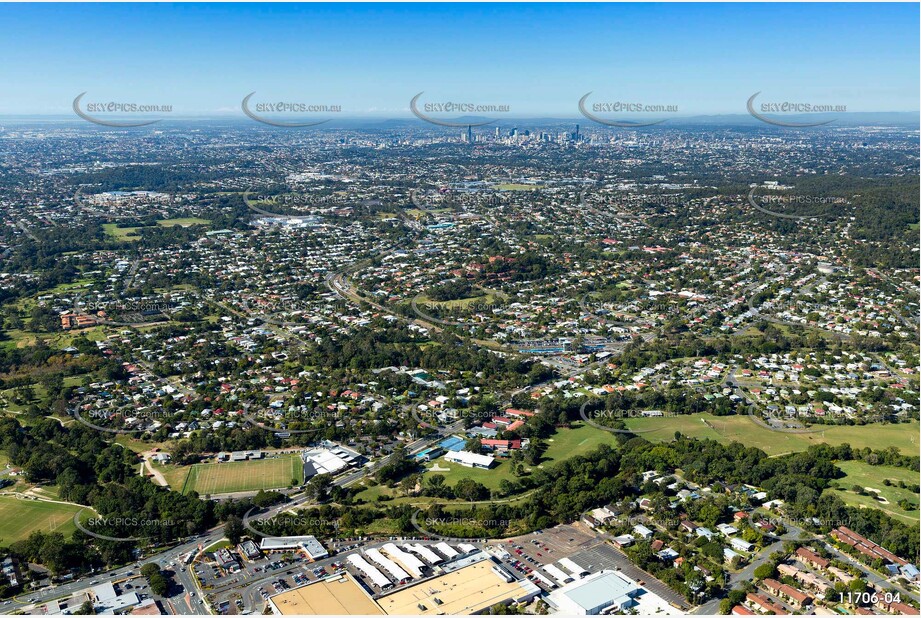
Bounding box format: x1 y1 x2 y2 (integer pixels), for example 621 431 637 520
0 3 917 116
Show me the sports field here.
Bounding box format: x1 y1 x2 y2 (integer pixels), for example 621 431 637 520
625 414 920 456
180 455 303 495
0 496 83 544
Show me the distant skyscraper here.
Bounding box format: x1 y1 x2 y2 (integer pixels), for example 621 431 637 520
466 125 473 143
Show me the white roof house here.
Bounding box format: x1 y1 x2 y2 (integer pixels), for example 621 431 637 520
730 538 754 552
633 524 653 539
717 523 738 536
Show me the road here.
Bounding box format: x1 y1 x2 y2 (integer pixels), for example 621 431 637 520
141 452 170 487
0 531 218 615
692 520 921 614
692 534 789 614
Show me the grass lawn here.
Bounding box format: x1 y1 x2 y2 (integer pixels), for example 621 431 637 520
625 414 920 456
179 455 302 495
103 218 210 240
203 539 233 552
421 457 517 491
830 461 920 525
541 422 620 464
0 496 83 545
496 184 543 191
362 518 405 536
415 287 505 311
115 435 173 454
156 217 210 227
353 483 392 503
414 424 616 493
365 418 917 513
28 486 63 500
102 223 142 240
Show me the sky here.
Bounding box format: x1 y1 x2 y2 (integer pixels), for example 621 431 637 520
0 3 918 117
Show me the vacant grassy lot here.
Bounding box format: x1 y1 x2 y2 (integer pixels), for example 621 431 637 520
364 418 918 511
0 496 83 544
413 423 618 495
415 286 506 311
103 218 211 240
496 183 543 191
541 423 620 464
625 414 920 456
831 461 920 525
156 217 210 227
102 223 142 240
421 457 517 491
179 455 302 495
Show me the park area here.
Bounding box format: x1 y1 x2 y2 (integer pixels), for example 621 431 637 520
624 413 920 457
0 496 83 545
